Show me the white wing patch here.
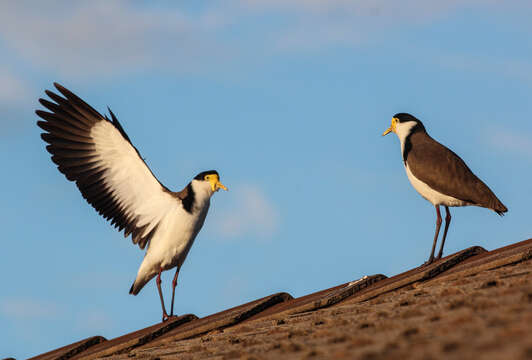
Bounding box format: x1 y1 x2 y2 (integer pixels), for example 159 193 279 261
90 121 178 239
36 83 186 249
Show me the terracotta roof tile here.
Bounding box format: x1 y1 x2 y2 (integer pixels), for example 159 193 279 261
27 336 106 360
72 314 196 360
340 245 486 305
243 274 387 322
436 238 532 279
140 292 292 349
127 257 532 360
24 239 532 360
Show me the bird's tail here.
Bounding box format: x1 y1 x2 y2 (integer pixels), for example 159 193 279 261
494 204 508 216
129 269 155 295
492 198 508 216
129 279 144 296
478 182 508 216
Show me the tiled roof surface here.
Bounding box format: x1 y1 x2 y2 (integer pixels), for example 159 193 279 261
26 238 532 360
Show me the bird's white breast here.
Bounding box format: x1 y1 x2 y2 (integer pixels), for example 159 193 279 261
151 203 209 269
404 164 467 207
134 198 210 285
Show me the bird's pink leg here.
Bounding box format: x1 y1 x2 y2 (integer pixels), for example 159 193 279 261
436 206 452 259
170 266 180 317
425 205 442 265
156 268 169 322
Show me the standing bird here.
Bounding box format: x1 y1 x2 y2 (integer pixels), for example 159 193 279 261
36 83 227 321
382 113 507 264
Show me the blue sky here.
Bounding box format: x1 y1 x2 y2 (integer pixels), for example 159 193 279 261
1 1 532 358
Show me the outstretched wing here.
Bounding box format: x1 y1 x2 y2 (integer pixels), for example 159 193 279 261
36 83 182 249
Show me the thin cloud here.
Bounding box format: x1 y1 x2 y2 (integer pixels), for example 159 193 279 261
485 127 532 159
78 309 114 332
233 1 531 52
220 275 250 308
1 1 529 78
238 0 518 16
427 53 532 85
0 69 37 137
236 0 516 50
0 70 31 105
0 297 58 320
68 271 128 291
213 184 279 239
0 1 232 78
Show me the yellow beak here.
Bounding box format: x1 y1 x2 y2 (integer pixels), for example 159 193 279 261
382 117 398 136
209 176 228 192
216 181 228 192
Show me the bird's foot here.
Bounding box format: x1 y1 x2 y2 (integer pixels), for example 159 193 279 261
162 312 170 322
421 258 434 267
168 311 179 319
162 313 180 322
435 252 443 260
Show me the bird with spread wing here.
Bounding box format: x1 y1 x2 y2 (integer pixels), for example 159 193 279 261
36 83 227 321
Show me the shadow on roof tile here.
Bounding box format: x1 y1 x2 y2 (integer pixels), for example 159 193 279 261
137 292 293 351
27 336 106 360
341 245 487 305
436 238 532 280
72 314 197 360
243 274 388 323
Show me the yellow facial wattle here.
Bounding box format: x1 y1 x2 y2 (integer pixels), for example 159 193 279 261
205 174 228 192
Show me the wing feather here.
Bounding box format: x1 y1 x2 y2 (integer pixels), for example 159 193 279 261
36 83 182 249
407 132 506 212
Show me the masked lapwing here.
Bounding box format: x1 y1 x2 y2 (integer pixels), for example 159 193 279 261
383 113 507 264
36 83 227 321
